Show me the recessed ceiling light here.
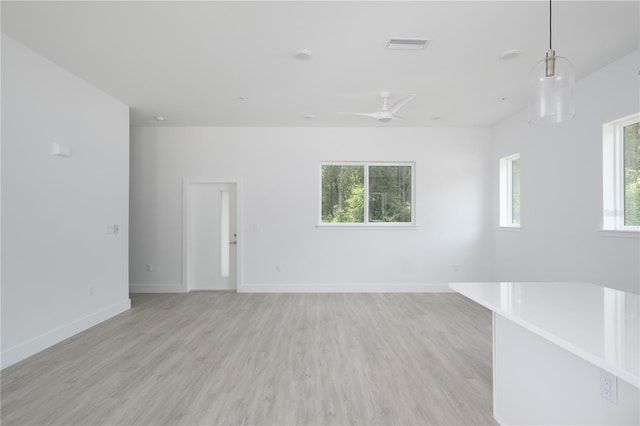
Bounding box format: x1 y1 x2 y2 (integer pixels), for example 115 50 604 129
154 116 166 121
294 49 312 60
500 49 521 60
303 114 315 120
386 37 429 50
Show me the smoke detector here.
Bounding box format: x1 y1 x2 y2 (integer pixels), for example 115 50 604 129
500 49 521 60
386 37 429 50
294 49 312 60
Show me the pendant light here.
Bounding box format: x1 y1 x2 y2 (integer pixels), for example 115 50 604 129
528 0 575 124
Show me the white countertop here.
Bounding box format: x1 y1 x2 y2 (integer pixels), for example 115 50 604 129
449 282 639 388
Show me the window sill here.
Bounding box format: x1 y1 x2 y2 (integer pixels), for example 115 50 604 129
498 225 521 231
316 224 418 230
600 229 640 239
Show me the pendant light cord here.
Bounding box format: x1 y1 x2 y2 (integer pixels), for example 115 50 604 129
549 0 553 50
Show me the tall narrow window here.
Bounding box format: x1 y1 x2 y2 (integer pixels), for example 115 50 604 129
511 157 521 225
500 153 521 227
320 162 414 225
603 113 640 231
220 191 230 277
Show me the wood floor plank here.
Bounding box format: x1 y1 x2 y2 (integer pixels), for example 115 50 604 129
1 292 495 425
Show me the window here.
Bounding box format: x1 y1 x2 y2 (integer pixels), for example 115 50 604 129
500 153 521 227
603 113 640 231
320 162 414 225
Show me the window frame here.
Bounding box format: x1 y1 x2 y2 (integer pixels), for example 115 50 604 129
499 153 521 228
318 161 416 228
603 113 640 233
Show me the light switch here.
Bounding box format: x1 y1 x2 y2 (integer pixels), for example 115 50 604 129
106 224 120 235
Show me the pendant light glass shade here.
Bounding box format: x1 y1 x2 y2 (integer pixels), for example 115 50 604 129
528 49 575 124
528 0 575 124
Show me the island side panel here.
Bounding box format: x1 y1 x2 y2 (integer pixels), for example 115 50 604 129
493 313 639 425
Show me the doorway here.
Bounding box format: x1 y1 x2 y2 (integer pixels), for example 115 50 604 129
184 179 239 291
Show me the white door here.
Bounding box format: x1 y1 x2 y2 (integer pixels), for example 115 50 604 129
188 182 237 290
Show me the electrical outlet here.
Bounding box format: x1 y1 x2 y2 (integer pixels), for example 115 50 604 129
600 370 618 404
146 264 153 272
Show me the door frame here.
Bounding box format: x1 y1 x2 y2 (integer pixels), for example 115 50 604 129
182 177 243 292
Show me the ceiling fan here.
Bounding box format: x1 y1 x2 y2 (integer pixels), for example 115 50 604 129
339 91 416 122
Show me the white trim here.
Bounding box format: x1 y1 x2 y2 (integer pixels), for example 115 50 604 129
493 414 508 426
316 224 418 230
238 283 452 293
129 282 452 293
600 230 640 239
1 299 131 369
498 226 521 231
129 283 187 293
182 178 243 292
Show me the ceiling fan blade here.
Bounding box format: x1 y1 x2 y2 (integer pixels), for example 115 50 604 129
390 94 416 114
337 112 380 119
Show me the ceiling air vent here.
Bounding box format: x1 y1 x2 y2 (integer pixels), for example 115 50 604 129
386 37 429 50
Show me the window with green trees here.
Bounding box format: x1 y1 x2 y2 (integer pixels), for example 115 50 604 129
603 113 640 231
623 121 640 226
511 158 521 225
321 163 414 225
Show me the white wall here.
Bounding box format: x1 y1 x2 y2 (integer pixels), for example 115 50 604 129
1 36 131 368
130 126 492 292
491 50 640 293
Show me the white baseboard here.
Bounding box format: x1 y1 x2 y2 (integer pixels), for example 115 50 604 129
238 283 453 293
130 283 451 293
494 414 507 426
129 283 187 293
1 299 131 369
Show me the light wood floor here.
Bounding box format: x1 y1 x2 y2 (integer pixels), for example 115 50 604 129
1 293 495 426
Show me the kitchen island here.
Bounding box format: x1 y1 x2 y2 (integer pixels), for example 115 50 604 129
449 282 639 425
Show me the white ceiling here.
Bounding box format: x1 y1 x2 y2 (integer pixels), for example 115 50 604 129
2 1 638 127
